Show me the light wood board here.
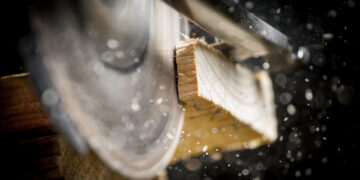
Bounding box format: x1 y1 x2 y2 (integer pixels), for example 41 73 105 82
173 39 278 162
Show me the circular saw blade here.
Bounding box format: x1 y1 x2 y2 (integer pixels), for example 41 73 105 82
25 0 185 178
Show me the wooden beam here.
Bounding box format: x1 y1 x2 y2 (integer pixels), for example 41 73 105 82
173 39 277 162
0 73 50 134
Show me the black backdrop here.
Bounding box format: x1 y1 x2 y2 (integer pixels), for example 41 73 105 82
1 0 359 179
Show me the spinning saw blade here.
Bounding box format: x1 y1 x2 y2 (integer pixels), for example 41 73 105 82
24 0 185 178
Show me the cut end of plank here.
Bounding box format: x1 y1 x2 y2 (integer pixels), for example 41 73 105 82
173 39 278 161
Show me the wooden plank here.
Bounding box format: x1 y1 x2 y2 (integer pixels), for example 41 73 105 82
10 135 62 158
2 125 57 142
173 39 277 162
0 73 50 134
0 73 32 90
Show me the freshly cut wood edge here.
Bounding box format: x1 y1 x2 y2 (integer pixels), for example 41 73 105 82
173 39 277 161
0 72 30 80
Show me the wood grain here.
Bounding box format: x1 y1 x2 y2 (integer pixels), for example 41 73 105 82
173 39 277 161
1 73 64 179
0 73 51 134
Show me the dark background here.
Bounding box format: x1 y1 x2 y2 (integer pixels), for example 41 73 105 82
1 0 359 179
